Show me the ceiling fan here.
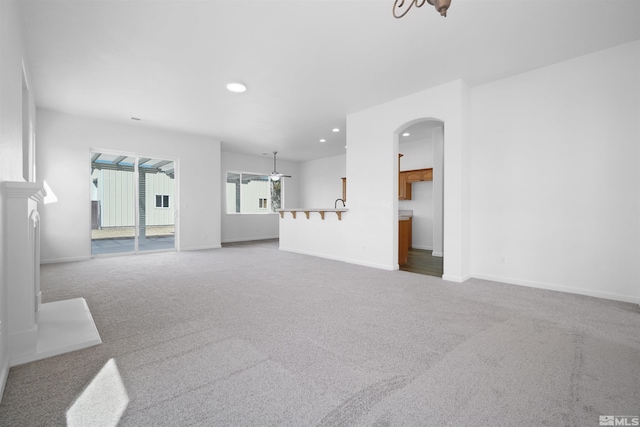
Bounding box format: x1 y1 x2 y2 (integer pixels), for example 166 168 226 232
270 151 291 181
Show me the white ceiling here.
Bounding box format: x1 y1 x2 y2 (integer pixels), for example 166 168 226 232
19 0 640 162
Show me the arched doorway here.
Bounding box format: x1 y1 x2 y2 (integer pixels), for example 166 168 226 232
395 118 444 277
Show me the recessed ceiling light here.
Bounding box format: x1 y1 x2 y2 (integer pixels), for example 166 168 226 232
402 132 410 136
226 82 247 93
332 128 340 132
319 139 326 143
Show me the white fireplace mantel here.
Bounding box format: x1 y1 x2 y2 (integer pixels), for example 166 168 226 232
3 181 101 366
4 181 46 200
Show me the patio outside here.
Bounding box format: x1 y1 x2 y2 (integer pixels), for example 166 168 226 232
91 226 175 255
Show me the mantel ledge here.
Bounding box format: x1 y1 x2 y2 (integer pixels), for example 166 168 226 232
2 181 46 202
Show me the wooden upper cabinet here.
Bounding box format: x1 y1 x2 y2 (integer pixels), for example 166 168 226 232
405 170 422 183
405 168 433 183
399 154 433 199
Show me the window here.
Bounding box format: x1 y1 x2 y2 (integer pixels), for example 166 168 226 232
226 172 282 214
155 194 170 208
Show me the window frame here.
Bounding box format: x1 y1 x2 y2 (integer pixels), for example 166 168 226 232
225 170 284 215
155 194 170 209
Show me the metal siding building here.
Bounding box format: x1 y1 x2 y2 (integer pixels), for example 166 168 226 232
92 169 175 227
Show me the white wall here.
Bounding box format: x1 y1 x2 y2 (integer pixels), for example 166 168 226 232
221 151 299 242
283 80 469 275
298 154 346 208
399 138 435 250
470 40 640 303
0 1 29 183
0 0 32 399
37 109 222 262
399 138 433 170
279 154 347 264
345 80 469 276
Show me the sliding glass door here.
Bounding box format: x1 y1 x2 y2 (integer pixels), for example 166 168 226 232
91 152 175 255
137 157 175 252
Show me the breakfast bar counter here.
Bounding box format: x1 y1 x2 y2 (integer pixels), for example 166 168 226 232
277 208 348 221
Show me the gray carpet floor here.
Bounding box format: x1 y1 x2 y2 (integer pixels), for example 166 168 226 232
1 239 639 426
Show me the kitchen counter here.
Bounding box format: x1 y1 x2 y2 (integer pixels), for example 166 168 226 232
399 209 413 219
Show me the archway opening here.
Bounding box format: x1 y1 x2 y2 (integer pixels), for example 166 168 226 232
395 118 444 277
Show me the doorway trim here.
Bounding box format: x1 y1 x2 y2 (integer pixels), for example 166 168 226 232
395 118 445 275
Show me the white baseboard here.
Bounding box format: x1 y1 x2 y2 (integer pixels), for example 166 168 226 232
41 255 91 264
180 244 222 251
442 274 472 283
432 251 443 257
279 247 395 271
221 236 278 243
342 257 396 271
472 273 639 304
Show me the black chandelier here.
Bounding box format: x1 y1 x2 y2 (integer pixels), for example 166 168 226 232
393 0 452 18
